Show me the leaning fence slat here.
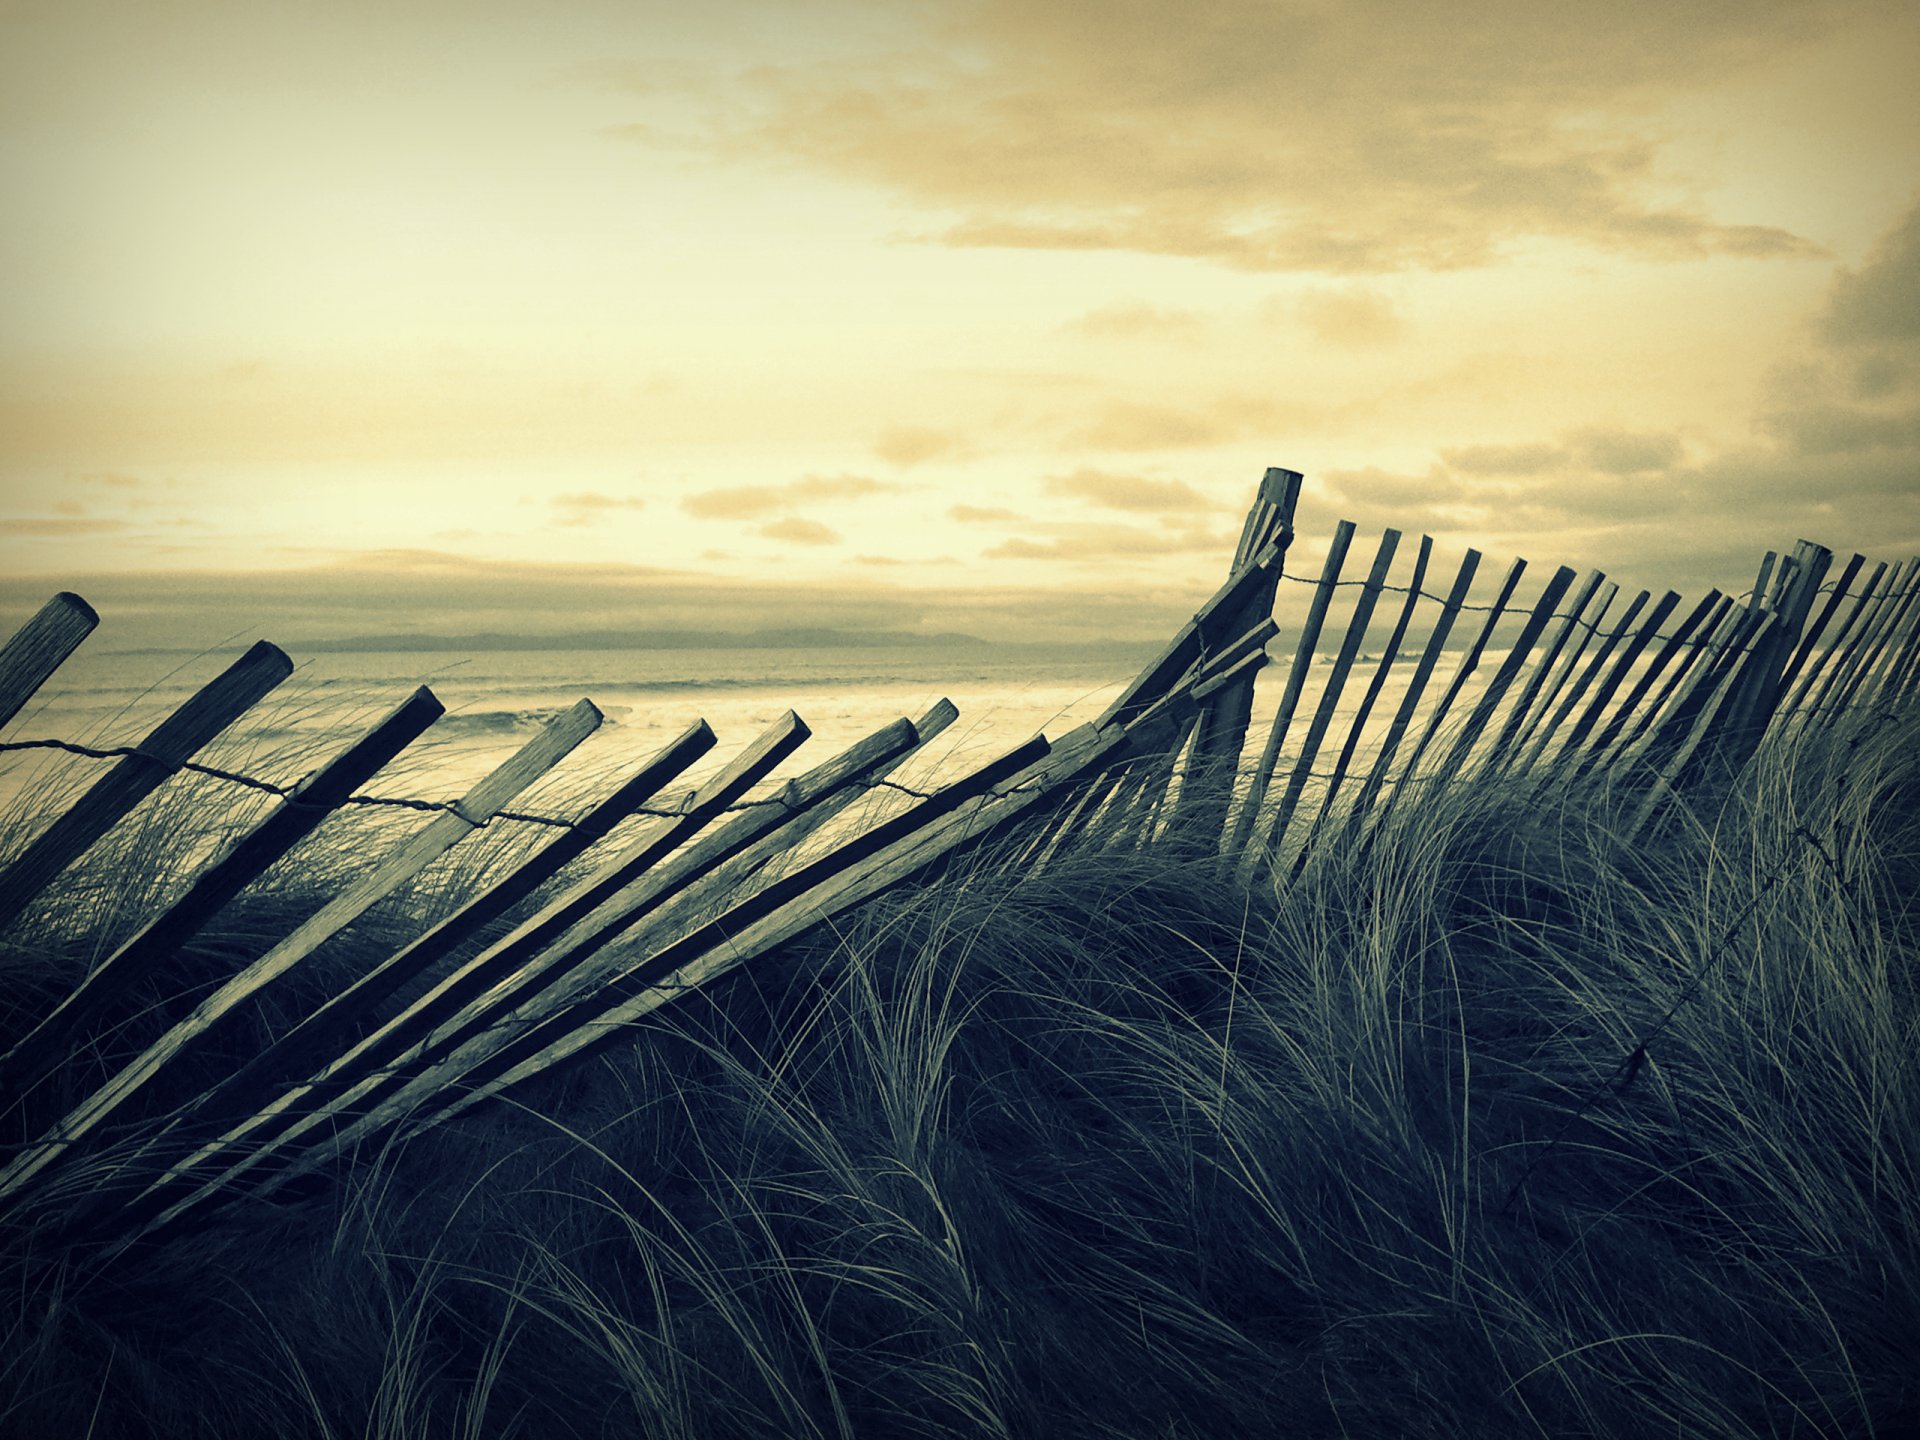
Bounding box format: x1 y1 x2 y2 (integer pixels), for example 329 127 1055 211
1362 556 1530 839
1783 559 1887 720
1297 533 1431 850
1777 553 1865 704
1260 529 1402 857
1808 557 1917 721
112 705 965 1242
1509 584 1629 774
228 712 815 1124
1096 536 1285 730
0 641 294 934
1711 542 1831 763
1630 602 1771 776
1604 592 1735 767
1226 520 1358 856
1555 590 1682 766
1506 581 1620 777
404 714 921 1072
0 687 448 1108
1836 558 1920 715
0 700 604 1204
1484 568 1608 775
0 593 98 731
1342 546 1482 832
439 682 1269 1135
163 717 722 1145
261 732 1060 1180
1421 565 1579 787
1577 588 1724 777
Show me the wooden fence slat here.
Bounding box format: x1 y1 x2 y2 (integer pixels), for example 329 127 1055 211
396 714 917 1075
1421 564 1579 787
1629 602 1771 776
0 592 98 730
1880 576 1920 707
1808 557 1917 721
159 718 722 1144
1603 593 1734 767
257 731 1059 1180
1363 557 1530 837
1259 529 1402 857
1232 467 1304 572
1342 546 1482 833
1650 609 1788 810
1783 559 1887 719
1710 542 1831 763
1484 569 1609 775
1296 533 1432 851
1836 558 1920 715
1776 553 1865 704
0 699 604 1203
0 687 448 1108
0 641 294 933
1554 590 1683 766
118 705 962 1239
1096 536 1286 730
118 712 927 1231
1507 583 1627 774
1508 580 1622 774
428 678 1277 1135
1225 521 1358 855
1575 588 1724 778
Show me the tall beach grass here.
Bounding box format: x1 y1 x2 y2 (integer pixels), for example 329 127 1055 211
1 701 1915 1438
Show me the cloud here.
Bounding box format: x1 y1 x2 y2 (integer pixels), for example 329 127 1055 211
1066 395 1281 451
708 0 1833 274
1569 428 1686 475
70 471 143 489
1820 198 1920 346
948 504 1021 523
759 517 842 546
683 472 899 519
0 516 132 536
984 521 1235 561
1062 303 1205 341
550 491 646 527
1439 442 1570 476
1289 288 1405 348
873 426 971 466
1043 468 1215 512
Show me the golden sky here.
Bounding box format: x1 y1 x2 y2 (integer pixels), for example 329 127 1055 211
2 0 1917 643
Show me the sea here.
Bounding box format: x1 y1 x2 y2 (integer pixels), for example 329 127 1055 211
0 639 1171 822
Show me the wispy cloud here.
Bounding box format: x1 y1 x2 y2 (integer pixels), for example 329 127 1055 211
760 517 842 546
550 491 646 527
0 516 133 536
948 504 1022 523
1043 468 1216 513
706 0 1830 273
985 521 1235 562
1062 303 1205 341
873 426 971 467
683 473 900 519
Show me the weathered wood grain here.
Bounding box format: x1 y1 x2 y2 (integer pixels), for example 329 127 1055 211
0 641 294 933
0 592 98 731
0 686 447 1107
0 699 603 1202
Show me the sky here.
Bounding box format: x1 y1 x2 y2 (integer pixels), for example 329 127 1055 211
2 0 1917 647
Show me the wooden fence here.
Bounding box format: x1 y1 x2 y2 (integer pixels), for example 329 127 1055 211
1 468 1915 1257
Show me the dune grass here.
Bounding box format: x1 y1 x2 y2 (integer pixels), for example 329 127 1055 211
1 702 1916 1438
